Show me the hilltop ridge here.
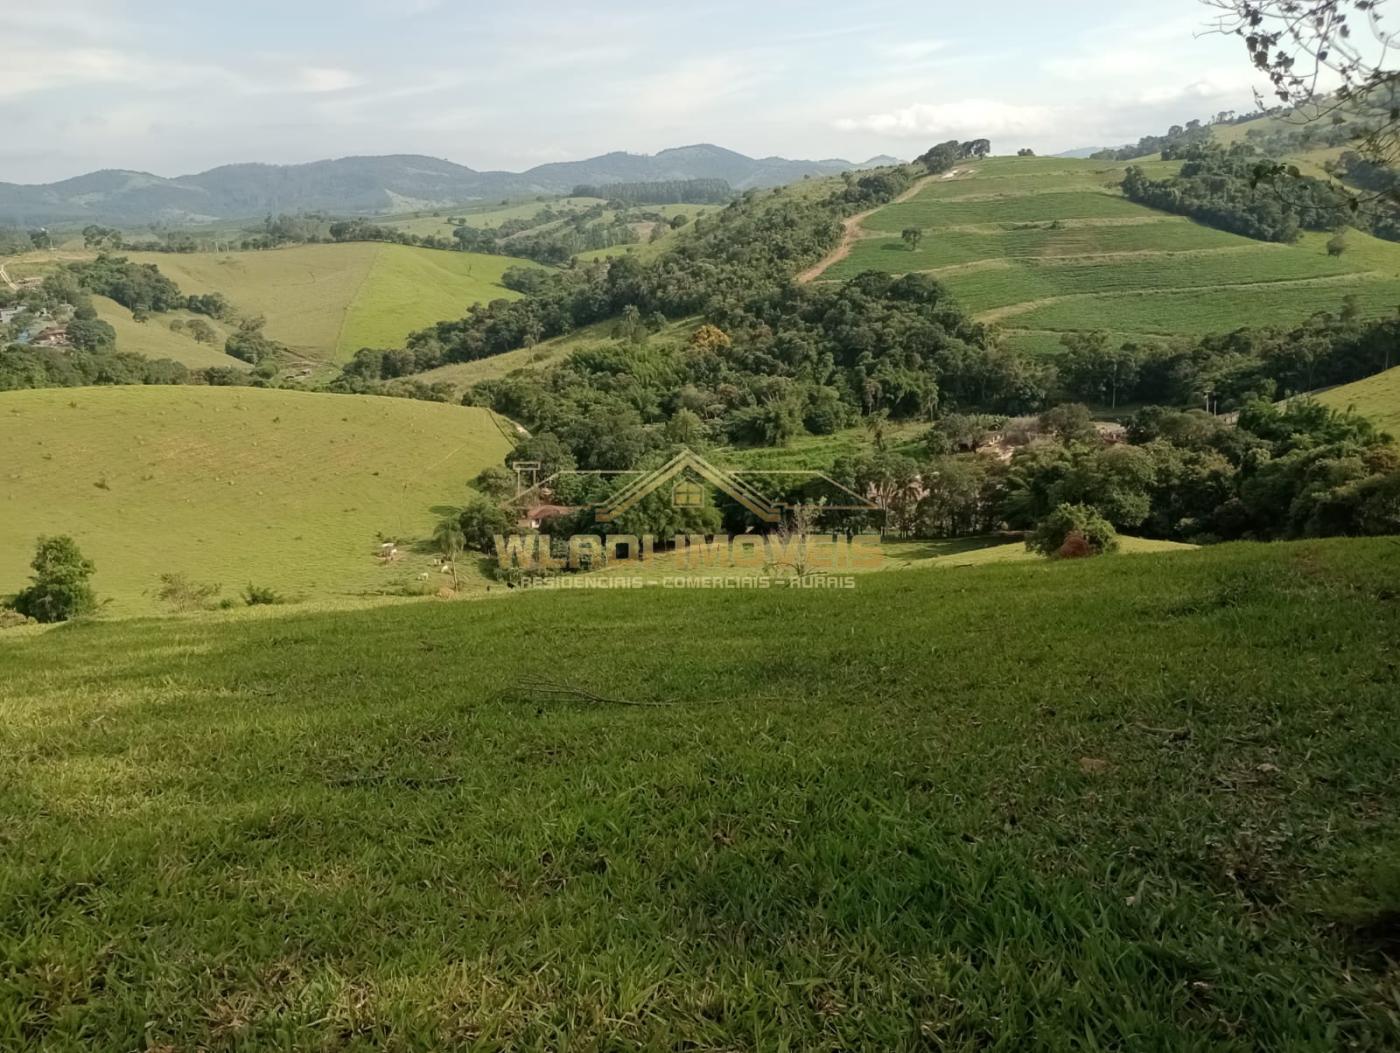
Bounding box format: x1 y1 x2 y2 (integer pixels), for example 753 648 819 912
0 146 898 226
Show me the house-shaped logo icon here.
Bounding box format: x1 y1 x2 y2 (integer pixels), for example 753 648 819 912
672 478 705 509
506 448 881 527
595 449 784 523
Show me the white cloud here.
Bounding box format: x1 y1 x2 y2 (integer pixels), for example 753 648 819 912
295 67 362 93
836 99 1055 139
879 39 948 62
624 53 777 123
0 48 155 99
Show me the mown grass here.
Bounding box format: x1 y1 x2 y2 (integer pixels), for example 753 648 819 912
1 539 1398 1049
1318 364 1400 434
0 386 514 615
589 534 1195 583
876 534 1193 569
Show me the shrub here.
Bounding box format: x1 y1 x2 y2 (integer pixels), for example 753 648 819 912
241 583 289 606
459 497 518 553
1028 504 1119 558
10 536 98 623
155 573 223 612
0 609 36 630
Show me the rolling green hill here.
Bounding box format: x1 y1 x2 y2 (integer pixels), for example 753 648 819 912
2 538 1398 1048
1317 364 1400 433
818 156 1400 354
381 197 606 239
0 386 515 615
120 244 540 363
414 317 700 396
91 295 249 371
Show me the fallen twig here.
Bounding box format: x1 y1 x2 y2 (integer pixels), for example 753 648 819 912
1132 723 1193 741
519 676 676 708
328 772 463 788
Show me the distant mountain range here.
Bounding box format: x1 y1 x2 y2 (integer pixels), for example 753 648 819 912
0 146 903 227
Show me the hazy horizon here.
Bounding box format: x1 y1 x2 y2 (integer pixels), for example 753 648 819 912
1 0 1272 185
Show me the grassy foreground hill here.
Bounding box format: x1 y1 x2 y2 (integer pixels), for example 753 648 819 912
818 156 1400 357
1 539 1398 1048
0 386 514 615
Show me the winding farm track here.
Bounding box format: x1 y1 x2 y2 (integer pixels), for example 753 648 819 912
796 168 974 284
0 263 17 291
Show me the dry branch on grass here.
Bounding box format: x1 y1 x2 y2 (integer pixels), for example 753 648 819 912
517 676 677 708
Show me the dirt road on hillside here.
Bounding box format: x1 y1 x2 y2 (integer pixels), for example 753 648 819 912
796 168 974 284
0 264 17 291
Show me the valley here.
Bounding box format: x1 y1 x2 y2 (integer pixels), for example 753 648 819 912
5 10 1400 1042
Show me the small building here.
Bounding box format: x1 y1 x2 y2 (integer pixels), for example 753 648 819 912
520 504 573 530
32 325 70 348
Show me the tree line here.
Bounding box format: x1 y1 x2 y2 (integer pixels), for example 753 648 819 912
570 179 733 205
340 161 944 381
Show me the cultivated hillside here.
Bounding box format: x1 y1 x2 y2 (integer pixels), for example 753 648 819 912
0 386 515 615
0 147 896 225
2 539 1398 1047
816 156 1400 357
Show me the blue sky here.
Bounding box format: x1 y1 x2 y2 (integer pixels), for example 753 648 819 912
1 0 1265 183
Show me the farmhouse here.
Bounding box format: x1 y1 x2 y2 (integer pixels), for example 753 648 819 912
31 325 70 348
521 503 572 530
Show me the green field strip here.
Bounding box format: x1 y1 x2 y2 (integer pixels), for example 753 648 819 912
1005 273 1400 334
954 251 1368 314
827 221 1258 278
865 190 1151 231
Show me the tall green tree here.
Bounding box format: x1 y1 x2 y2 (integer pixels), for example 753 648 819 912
9 536 98 623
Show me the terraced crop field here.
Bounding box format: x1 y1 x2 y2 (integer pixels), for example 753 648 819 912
823 156 1400 354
